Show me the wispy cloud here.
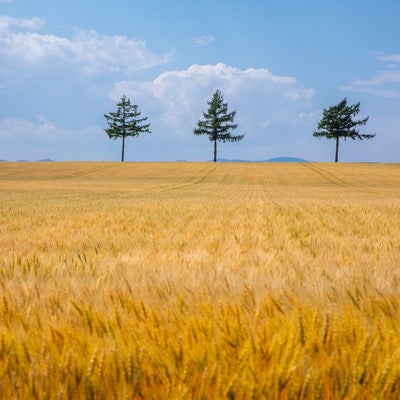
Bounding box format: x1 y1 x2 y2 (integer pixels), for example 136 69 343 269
0 116 57 140
343 53 400 98
191 34 215 46
0 15 44 31
376 54 400 63
0 15 172 74
0 115 109 160
298 110 321 121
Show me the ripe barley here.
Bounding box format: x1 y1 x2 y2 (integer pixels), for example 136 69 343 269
0 162 400 398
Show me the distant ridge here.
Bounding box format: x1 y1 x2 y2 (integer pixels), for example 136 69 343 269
2 159 55 162
216 157 309 162
216 158 251 162
266 157 309 162
0 158 308 163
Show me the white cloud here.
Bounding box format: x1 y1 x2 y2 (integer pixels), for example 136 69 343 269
112 62 314 103
110 63 316 158
0 15 172 74
191 34 215 46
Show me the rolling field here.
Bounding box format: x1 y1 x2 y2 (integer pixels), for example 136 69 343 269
1 161 400 399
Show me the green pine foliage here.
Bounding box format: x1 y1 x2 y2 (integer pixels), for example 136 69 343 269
194 89 244 162
313 98 375 162
104 95 151 161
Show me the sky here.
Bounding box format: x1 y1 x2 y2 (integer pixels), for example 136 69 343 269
0 0 399 162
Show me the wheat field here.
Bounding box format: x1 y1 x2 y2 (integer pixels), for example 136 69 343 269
0 161 400 399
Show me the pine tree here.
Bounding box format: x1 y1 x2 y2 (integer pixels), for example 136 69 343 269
194 89 244 162
313 98 375 162
104 95 151 161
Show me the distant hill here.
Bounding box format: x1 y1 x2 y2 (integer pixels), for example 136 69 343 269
217 158 251 162
266 157 309 162
216 157 309 163
9 159 54 162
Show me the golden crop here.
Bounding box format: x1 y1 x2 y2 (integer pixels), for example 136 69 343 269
0 162 400 399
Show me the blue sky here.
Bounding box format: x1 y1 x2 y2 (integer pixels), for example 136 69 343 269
0 0 399 162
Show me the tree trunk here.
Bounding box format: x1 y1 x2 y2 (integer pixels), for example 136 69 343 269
335 137 339 162
121 135 125 162
213 138 217 162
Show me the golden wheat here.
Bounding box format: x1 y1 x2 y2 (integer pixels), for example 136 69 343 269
0 162 400 399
